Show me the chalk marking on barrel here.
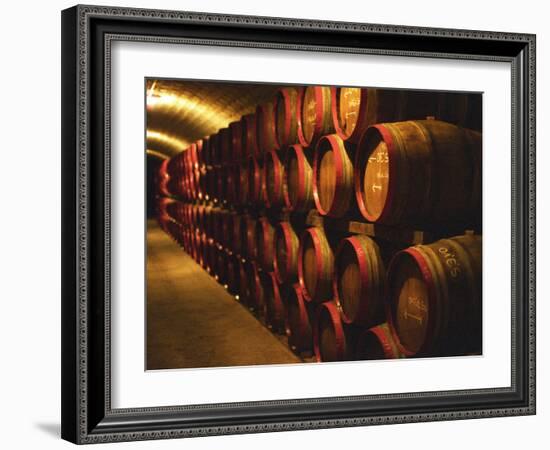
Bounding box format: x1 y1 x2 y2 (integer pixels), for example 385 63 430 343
403 310 423 324
407 295 428 313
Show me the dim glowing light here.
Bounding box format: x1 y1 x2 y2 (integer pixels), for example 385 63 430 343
146 130 189 154
146 89 235 131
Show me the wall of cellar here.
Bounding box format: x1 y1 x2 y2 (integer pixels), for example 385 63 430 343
150 81 482 366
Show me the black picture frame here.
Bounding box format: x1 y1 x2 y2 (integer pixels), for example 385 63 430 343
61 4 536 444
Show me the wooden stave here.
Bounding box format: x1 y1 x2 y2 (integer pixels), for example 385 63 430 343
285 283 313 354
283 143 315 212
225 254 240 294
237 257 252 306
313 134 355 218
333 235 386 326
273 221 300 284
298 227 335 303
256 102 279 155
256 217 276 271
242 113 261 160
238 162 250 206
247 262 266 318
229 120 244 162
299 86 335 147
247 156 264 206
219 127 232 165
275 86 307 147
245 216 259 261
261 271 287 333
313 301 348 362
264 149 286 208
355 323 403 360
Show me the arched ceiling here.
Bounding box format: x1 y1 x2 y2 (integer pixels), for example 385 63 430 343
146 79 283 157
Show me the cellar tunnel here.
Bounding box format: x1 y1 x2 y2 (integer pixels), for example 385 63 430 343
147 79 483 370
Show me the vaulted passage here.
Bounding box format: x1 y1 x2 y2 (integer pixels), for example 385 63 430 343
146 219 300 370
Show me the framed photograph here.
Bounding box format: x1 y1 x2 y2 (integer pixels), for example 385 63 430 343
61 4 536 444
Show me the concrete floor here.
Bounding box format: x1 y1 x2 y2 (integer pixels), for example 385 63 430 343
146 219 300 370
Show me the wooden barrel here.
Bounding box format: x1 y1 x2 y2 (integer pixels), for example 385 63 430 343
331 87 404 144
201 136 211 166
166 150 182 178
237 258 252 305
195 138 205 166
189 230 198 261
261 272 286 333
334 235 386 326
355 120 482 226
188 143 199 173
237 214 250 259
332 87 367 143
283 144 315 211
256 102 279 155
209 132 221 166
195 205 206 233
201 233 211 271
193 231 205 267
299 86 335 147
222 211 236 252
313 134 355 217
231 214 246 257
298 227 335 303
203 206 215 239
189 203 199 229
213 208 227 246
387 234 482 357
214 165 227 204
158 159 171 197
216 165 227 204
332 87 483 143
166 174 180 199
273 221 300 284
181 227 189 250
199 233 208 269
247 262 266 316
238 162 250 205
244 216 258 260
313 301 353 362
247 156 264 205
205 167 217 203
187 154 198 199
256 217 275 270
285 284 313 355
229 120 244 161
275 86 305 147
197 164 207 201
242 113 261 159
264 150 285 208
225 164 239 205
219 127 232 164
355 323 403 360
205 238 217 275
226 254 239 294
164 198 180 223
214 246 227 285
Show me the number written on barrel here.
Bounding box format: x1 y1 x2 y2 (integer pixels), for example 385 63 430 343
438 246 462 278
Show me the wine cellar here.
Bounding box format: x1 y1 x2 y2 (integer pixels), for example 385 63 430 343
147 80 482 370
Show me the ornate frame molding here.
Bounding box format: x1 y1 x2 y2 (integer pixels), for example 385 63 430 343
61 4 536 444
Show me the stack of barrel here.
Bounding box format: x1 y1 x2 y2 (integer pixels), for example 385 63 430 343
154 84 482 362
